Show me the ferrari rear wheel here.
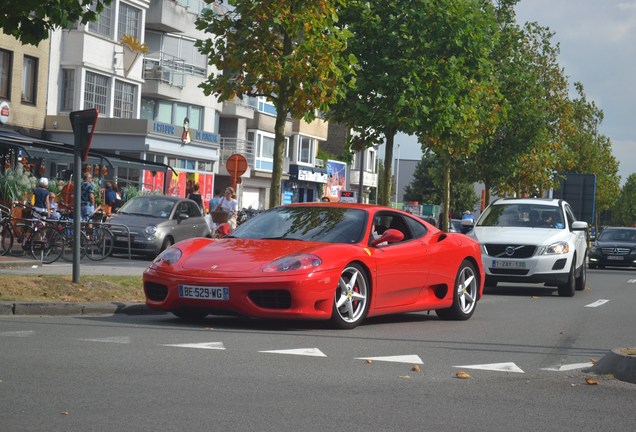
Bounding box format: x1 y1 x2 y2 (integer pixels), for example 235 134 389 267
331 263 369 329
436 260 478 320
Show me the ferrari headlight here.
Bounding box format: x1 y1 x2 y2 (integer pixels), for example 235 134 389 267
543 241 569 255
263 254 322 273
153 247 182 266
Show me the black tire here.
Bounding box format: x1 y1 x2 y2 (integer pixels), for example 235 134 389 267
172 309 209 321
575 256 587 291
86 226 114 261
16 224 35 255
330 263 370 329
436 259 479 320
160 236 174 253
61 229 88 262
558 259 576 297
0 223 13 255
484 276 497 289
29 227 64 264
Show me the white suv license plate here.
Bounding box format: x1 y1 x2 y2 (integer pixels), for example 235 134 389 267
179 285 229 300
492 260 526 269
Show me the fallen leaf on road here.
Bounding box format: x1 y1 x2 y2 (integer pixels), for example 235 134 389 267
61 411 69 415
411 365 421 372
455 371 472 379
531 296 540 299
365 359 373 364
585 378 599 385
399 375 411 379
589 358 598 365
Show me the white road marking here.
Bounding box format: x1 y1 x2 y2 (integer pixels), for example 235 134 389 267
628 279 636 284
162 342 226 350
585 299 610 308
79 336 131 344
454 362 524 373
355 355 423 365
540 362 594 372
0 330 34 337
259 348 326 357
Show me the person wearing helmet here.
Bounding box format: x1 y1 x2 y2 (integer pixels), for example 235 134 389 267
33 177 51 218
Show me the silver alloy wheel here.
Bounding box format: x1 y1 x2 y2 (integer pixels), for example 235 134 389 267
335 265 368 324
457 264 477 314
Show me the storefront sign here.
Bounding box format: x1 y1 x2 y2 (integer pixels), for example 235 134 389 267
151 121 219 144
297 167 328 183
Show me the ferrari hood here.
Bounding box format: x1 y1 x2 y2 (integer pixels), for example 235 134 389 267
179 238 323 273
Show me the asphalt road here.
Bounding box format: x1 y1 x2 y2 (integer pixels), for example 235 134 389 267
1 266 635 431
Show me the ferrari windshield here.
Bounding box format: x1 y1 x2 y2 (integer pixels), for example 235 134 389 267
478 203 565 229
231 206 368 243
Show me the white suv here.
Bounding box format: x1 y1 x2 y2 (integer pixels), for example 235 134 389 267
467 198 588 297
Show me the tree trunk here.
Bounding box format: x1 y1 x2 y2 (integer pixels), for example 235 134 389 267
441 156 451 232
269 105 288 209
380 129 397 207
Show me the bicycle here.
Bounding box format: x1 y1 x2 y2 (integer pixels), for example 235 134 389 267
0 203 64 263
83 210 114 261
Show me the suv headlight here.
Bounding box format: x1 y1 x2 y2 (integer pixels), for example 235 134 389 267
543 241 570 255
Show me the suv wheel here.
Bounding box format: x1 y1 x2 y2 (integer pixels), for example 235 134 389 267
557 260 576 297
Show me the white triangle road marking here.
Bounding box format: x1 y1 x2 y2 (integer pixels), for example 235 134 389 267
259 348 326 357
355 355 423 365
0 330 34 337
540 362 594 372
162 342 226 350
585 299 609 308
454 362 524 373
80 336 131 344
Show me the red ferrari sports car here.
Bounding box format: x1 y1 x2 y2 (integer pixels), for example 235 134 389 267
143 203 484 329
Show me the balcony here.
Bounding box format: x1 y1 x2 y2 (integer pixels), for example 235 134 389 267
146 0 196 33
219 137 255 167
221 98 255 120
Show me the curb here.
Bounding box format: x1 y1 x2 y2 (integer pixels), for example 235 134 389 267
0 301 164 316
584 348 636 384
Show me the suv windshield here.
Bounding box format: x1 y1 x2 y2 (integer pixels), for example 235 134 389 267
478 203 565 229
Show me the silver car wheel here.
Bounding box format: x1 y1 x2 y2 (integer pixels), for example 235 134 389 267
333 264 369 327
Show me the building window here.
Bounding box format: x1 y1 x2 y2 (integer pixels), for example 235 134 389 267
0 49 11 99
141 97 203 129
297 136 314 165
60 69 75 111
21 56 38 104
84 71 110 114
118 3 141 40
114 80 136 118
88 2 112 38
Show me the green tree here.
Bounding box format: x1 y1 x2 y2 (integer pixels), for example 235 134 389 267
329 1 443 207
611 174 636 226
196 0 355 208
413 0 501 231
0 0 111 45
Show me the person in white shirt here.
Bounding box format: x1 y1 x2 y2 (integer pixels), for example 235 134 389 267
216 187 239 230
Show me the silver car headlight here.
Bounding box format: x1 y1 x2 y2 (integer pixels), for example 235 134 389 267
145 225 157 236
543 241 570 255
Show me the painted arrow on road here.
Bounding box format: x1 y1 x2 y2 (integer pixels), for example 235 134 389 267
355 355 424 365
454 362 524 373
162 342 226 350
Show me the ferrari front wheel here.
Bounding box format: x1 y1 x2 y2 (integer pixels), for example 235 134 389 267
331 263 369 329
436 259 478 320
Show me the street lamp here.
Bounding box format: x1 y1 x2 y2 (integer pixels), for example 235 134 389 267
394 143 400 206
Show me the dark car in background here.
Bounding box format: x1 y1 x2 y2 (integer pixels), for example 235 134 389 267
108 195 211 256
588 227 636 269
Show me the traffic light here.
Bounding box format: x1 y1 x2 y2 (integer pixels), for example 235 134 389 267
70 109 99 162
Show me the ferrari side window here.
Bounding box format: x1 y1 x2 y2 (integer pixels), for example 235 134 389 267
405 216 427 239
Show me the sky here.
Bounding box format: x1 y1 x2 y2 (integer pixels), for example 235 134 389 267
386 0 636 186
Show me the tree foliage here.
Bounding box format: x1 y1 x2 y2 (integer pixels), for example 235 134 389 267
0 0 111 45
196 0 355 207
611 174 636 226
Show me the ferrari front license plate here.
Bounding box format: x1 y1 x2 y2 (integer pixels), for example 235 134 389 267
492 260 525 269
178 285 229 300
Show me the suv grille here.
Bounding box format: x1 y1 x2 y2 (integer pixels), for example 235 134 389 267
484 244 537 259
601 247 630 255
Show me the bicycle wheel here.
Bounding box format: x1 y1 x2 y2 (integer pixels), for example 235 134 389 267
86 226 114 261
61 228 88 262
16 224 35 256
0 222 13 255
29 227 64 264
